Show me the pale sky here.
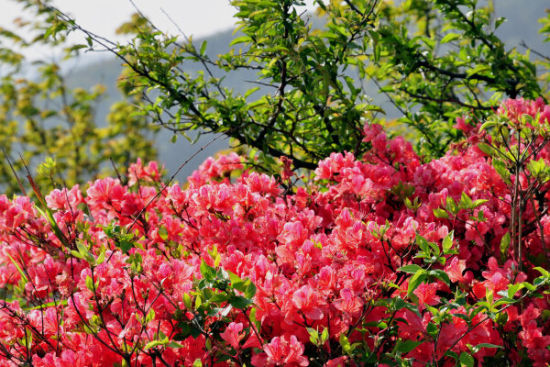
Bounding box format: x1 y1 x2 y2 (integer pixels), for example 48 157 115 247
0 0 315 60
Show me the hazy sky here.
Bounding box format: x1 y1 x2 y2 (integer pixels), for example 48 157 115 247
0 0 315 60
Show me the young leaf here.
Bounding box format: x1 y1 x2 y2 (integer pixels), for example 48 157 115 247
442 231 454 254
307 327 319 345
200 260 216 282
433 208 449 219
144 338 168 350
440 33 460 44
459 352 474 367
398 264 423 274
407 269 427 297
477 143 493 156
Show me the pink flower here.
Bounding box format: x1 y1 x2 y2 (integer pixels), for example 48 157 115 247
292 285 325 321
333 288 362 316
45 185 84 210
221 322 245 349
128 158 162 185
324 356 349 367
257 335 308 367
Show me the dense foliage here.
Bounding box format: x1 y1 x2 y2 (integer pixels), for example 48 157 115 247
43 0 550 169
0 99 548 366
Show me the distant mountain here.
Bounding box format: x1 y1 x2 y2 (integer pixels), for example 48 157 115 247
64 2 550 181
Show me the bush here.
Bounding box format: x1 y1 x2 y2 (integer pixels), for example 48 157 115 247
0 99 549 366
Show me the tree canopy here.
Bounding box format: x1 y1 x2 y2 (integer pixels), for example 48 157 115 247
1 0 549 185
29 0 550 167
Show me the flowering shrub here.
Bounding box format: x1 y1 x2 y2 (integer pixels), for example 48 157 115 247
0 99 549 366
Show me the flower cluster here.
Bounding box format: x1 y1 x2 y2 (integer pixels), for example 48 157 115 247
0 99 548 366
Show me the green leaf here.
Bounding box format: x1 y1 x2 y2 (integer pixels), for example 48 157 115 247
459 192 473 210
445 196 458 214
428 241 441 257
520 281 536 292
307 327 319 344
534 266 550 277
85 275 95 291
398 264 423 274
175 322 194 340
394 339 422 354
507 283 523 298
22 328 32 348
244 281 257 299
440 33 460 44
5 252 28 284
467 64 491 77
200 260 216 282
24 299 68 311
429 269 450 286
426 322 438 336
200 41 207 56
471 343 503 353
442 231 454 254
321 327 329 344
96 247 106 265
459 352 474 367
168 341 184 349
416 235 430 253
479 120 497 131
144 338 168 350
339 334 352 354
228 271 245 289
146 309 156 323
228 295 252 309
195 294 202 309
249 307 260 331
229 35 251 46
492 158 511 184
433 208 449 219
244 87 260 99
472 199 488 208
118 239 134 254
477 143 493 156
209 286 227 299
533 276 547 287
158 226 168 241
500 232 511 258
407 269 427 297
495 17 506 29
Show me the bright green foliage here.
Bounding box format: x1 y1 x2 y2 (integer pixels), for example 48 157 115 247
364 0 545 155
0 1 158 196
35 0 549 171
111 0 382 170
